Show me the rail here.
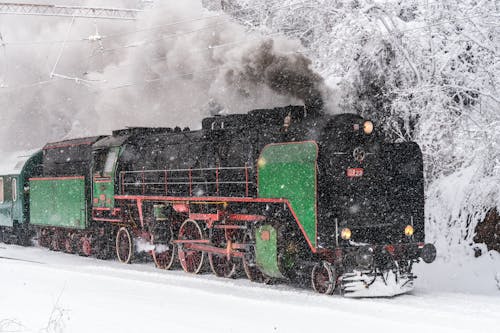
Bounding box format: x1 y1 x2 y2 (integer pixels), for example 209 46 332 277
119 165 253 197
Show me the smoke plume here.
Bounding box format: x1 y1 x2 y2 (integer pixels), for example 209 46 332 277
0 0 330 151
228 39 325 111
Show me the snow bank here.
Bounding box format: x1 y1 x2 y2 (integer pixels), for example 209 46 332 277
1 245 499 332
416 252 500 295
425 161 500 293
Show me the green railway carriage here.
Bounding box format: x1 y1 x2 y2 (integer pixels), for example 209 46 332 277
0 150 42 244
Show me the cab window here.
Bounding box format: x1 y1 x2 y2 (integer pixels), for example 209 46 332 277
103 149 118 174
93 150 107 174
94 148 119 177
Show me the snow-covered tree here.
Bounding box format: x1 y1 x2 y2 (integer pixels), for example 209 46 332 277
216 0 500 254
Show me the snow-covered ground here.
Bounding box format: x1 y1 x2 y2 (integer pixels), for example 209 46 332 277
1 244 499 333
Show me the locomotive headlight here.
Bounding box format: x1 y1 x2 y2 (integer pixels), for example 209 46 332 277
363 120 374 135
404 225 414 237
341 228 352 240
356 246 374 269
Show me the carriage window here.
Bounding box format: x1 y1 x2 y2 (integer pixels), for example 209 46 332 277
0 177 3 203
11 178 17 201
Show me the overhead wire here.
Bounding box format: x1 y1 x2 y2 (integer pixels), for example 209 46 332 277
0 0 319 47
0 5 494 93
93 0 318 41
91 10 493 65
0 78 59 92
0 0 492 46
87 20 230 58
0 2 251 46
99 11 494 91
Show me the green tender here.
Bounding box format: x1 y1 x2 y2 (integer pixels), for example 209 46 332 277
30 177 87 229
255 225 285 278
258 141 318 248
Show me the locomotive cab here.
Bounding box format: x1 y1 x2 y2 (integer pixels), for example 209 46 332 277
92 134 128 210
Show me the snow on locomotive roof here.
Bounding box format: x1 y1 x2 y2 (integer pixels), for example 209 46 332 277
0 149 40 175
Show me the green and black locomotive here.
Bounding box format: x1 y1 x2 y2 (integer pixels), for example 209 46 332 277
0 105 436 297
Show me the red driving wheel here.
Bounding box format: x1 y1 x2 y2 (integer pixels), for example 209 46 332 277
178 220 205 274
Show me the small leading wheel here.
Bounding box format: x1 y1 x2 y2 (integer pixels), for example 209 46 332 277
151 231 177 270
242 232 267 283
116 227 134 264
311 261 336 295
177 219 206 274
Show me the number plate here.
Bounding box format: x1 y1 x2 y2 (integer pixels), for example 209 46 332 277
346 168 364 178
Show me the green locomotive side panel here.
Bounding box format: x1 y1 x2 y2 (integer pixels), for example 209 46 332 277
30 177 87 229
93 177 115 208
255 225 285 278
258 142 318 248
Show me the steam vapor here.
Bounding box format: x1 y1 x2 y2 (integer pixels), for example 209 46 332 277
0 0 331 151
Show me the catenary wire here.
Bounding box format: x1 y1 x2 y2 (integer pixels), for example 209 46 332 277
0 8 494 92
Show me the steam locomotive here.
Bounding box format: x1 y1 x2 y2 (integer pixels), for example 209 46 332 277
0 105 436 297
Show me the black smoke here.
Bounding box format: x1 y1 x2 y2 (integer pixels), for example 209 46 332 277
225 40 325 115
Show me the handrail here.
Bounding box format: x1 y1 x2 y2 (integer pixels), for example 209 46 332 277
119 165 254 197
121 181 250 185
122 166 250 173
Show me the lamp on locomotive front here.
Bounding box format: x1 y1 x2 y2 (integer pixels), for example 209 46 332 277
363 120 374 135
341 227 352 240
404 225 414 237
353 120 374 134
